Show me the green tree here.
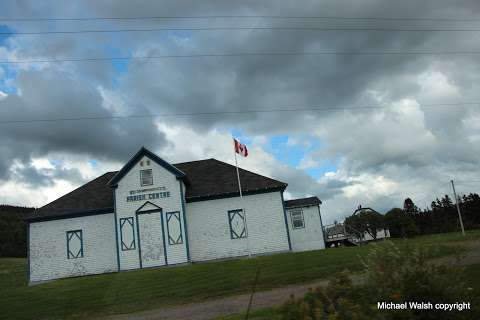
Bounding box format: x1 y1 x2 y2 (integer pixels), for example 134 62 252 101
403 198 419 214
345 208 385 241
384 208 418 238
0 205 34 257
441 194 454 208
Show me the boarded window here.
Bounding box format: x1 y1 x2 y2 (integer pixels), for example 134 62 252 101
120 217 136 250
290 209 305 229
140 169 153 186
166 212 183 245
66 230 83 259
228 209 247 239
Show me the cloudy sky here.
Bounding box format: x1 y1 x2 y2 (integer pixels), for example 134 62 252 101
1 0 480 224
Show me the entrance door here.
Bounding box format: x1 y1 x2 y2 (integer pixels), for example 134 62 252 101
136 210 166 268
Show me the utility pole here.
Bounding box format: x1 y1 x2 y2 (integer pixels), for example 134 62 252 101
451 180 465 236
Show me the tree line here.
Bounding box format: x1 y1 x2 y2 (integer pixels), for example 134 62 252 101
345 193 480 239
0 205 34 257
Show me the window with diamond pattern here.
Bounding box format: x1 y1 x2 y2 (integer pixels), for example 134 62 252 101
228 209 247 239
120 217 136 250
66 230 83 259
166 211 183 245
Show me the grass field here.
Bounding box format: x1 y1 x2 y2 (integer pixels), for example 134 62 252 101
1 230 479 320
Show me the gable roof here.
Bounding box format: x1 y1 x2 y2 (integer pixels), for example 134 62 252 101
29 158 287 221
30 172 116 221
284 196 322 209
352 207 380 215
174 159 287 202
108 147 186 187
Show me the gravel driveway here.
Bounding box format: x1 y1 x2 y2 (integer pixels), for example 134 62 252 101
100 278 328 320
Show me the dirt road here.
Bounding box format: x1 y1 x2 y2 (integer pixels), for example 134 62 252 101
101 279 328 320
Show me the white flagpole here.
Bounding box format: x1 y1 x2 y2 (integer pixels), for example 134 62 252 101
234 139 251 258
234 149 243 199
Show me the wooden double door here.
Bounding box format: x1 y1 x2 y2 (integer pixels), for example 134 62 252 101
136 209 166 268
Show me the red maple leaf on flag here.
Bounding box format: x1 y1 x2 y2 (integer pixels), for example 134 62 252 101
233 139 248 157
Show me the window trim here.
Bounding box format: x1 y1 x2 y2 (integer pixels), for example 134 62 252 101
166 211 183 245
120 217 136 251
228 209 247 239
140 169 153 186
66 230 84 259
290 209 305 229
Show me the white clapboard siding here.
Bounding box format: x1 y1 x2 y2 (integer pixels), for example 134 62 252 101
286 205 326 252
29 213 117 282
186 191 290 262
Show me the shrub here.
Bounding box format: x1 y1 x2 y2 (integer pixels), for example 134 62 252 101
281 273 376 320
280 242 477 319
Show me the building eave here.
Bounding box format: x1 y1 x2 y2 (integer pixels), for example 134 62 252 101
185 185 287 203
285 203 320 210
25 207 114 223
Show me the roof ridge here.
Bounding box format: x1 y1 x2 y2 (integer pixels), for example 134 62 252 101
173 158 216 165
284 196 322 207
285 196 319 201
212 158 287 185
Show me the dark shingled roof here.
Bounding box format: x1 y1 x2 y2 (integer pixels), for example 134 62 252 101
32 172 116 220
174 159 287 201
284 196 321 209
30 158 287 221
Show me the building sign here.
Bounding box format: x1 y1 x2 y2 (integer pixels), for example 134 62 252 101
126 186 170 202
129 186 166 195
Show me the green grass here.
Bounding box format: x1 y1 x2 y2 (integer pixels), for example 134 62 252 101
463 263 480 312
1 230 479 320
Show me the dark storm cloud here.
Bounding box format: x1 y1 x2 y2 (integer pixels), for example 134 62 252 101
12 164 84 188
1 0 480 212
0 68 168 185
98 0 480 136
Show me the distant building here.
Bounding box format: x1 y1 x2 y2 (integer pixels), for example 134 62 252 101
323 207 390 247
351 228 391 243
26 147 325 283
350 207 390 243
284 197 325 252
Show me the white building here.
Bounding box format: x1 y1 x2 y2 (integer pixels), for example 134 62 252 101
284 198 325 252
26 147 325 283
352 229 391 243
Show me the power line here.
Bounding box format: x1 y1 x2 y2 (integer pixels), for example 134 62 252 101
1 15 480 23
5 26 480 36
454 180 480 184
3 50 480 65
0 102 477 125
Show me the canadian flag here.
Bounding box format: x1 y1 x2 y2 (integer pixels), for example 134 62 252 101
234 138 248 157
